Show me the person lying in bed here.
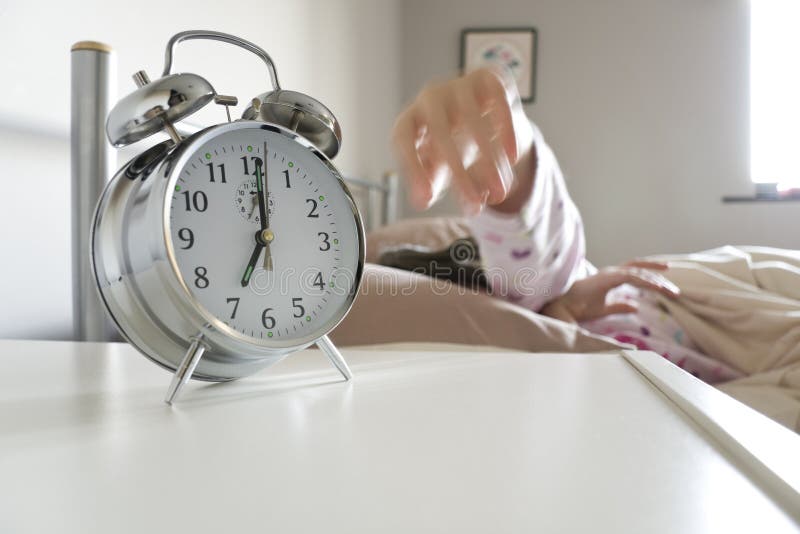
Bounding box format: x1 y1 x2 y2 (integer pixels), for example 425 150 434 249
390 67 741 384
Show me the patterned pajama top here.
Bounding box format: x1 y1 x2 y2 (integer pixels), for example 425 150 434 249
466 123 742 384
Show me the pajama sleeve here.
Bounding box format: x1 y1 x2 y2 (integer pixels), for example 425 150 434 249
466 122 593 312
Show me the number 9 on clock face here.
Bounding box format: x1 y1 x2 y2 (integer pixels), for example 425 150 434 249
166 124 362 349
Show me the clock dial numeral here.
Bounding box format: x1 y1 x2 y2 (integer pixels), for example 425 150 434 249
282 169 291 188
226 297 240 319
306 198 319 218
206 162 227 183
194 266 209 288
182 190 208 212
261 308 276 329
240 156 263 176
178 228 194 249
292 298 305 318
318 232 331 251
312 271 325 290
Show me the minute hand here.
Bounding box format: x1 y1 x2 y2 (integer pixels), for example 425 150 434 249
256 150 273 271
255 160 268 230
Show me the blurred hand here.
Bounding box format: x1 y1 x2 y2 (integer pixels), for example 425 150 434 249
392 67 535 214
539 261 681 324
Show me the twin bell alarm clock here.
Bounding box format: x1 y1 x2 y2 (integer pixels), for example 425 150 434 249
91 30 365 404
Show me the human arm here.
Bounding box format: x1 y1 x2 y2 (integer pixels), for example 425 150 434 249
392 67 591 311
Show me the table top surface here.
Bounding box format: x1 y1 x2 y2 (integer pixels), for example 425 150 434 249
1 340 798 533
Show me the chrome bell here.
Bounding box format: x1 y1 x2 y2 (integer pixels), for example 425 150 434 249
243 90 342 160
106 71 216 147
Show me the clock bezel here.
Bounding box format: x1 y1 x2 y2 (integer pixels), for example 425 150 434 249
159 120 365 352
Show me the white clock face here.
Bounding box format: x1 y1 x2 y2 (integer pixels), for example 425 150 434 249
166 124 362 348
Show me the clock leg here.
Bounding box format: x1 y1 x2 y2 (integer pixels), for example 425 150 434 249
164 336 207 405
316 335 352 381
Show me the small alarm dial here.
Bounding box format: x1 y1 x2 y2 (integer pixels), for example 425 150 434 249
233 177 275 224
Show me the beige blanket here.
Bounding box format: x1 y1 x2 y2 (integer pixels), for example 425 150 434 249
648 246 800 431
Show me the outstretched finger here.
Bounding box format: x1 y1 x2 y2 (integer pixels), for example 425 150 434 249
452 79 510 204
622 269 680 298
420 90 485 210
624 259 670 271
600 301 639 317
471 68 519 164
392 109 432 209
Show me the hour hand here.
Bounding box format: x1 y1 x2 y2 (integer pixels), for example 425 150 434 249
241 242 263 287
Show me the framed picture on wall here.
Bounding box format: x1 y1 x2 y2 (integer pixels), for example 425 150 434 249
460 27 538 103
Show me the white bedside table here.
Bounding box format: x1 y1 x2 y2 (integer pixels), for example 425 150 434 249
0 340 798 533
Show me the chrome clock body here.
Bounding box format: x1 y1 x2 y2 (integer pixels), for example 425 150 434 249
91 120 365 383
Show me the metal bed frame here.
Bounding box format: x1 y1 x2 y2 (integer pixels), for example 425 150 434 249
342 173 399 232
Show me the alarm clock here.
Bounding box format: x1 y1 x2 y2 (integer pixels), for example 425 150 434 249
91 30 365 404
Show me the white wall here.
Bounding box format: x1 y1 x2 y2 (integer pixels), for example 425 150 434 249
0 0 401 339
399 0 800 267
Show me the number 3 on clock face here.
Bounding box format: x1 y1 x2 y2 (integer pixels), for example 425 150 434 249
166 124 362 349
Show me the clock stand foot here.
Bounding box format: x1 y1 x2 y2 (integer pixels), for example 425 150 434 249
164 336 207 405
316 334 352 381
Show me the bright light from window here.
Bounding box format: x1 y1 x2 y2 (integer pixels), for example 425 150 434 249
751 0 800 190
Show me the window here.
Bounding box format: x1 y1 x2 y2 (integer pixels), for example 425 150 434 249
750 0 800 190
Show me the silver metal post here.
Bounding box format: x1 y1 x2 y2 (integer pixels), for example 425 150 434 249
132 69 150 88
316 335 352 380
71 41 117 341
288 110 304 132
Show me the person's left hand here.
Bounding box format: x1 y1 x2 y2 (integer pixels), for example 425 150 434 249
539 261 680 324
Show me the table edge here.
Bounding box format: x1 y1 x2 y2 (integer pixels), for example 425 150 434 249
622 350 800 520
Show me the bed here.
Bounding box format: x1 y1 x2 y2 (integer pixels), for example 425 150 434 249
331 215 800 432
